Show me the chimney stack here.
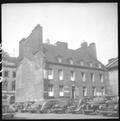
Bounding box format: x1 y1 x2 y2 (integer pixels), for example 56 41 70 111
81 41 88 48
56 41 68 49
88 42 97 59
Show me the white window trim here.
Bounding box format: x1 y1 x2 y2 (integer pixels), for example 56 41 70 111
70 59 73 64
58 57 62 63
80 61 84 66
58 70 63 80
59 92 64 96
99 64 102 68
48 69 54 80
83 87 87 96
43 69 47 79
93 88 96 96
71 71 75 81
48 92 54 96
90 63 93 67
48 85 54 96
82 72 86 82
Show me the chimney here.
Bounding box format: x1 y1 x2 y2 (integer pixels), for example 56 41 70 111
88 42 97 59
81 41 88 48
56 41 68 49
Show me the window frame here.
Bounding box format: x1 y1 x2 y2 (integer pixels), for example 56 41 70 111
4 70 9 77
58 69 63 80
83 86 87 96
81 72 86 82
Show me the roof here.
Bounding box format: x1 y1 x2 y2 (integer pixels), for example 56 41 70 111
43 43 106 70
2 50 20 66
106 57 118 70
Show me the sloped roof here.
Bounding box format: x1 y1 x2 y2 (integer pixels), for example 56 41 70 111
43 43 106 70
106 58 118 70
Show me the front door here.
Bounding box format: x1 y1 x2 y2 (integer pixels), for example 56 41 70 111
72 86 75 99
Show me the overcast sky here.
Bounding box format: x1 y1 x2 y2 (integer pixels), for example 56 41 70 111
2 3 118 65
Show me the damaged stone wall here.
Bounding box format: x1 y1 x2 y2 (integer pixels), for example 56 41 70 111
16 52 44 102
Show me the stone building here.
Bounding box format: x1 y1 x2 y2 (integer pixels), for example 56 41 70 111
2 50 18 105
106 57 118 96
16 24 109 102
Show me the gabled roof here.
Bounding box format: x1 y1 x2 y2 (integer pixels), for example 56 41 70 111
106 57 118 70
43 43 106 70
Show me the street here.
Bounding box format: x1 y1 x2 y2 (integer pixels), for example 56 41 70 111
14 113 119 119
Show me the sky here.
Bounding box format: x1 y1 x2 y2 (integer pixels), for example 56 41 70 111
2 3 118 65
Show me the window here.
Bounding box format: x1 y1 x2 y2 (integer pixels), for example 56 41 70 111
59 85 64 96
92 87 96 96
58 69 63 80
12 71 16 78
12 80 15 91
100 74 103 83
58 57 62 63
91 73 95 82
83 87 87 96
2 80 8 90
80 61 84 66
10 96 15 104
48 84 54 96
4 71 9 77
71 71 75 81
101 87 105 96
98 64 102 68
48 69 53 79
90 63 93 67
70 59 73 64
81 72 86 82
43 69 47 79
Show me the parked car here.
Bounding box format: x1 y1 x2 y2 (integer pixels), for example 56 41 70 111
40 99 59 113
50 103 67 113
2 104 15 119
71 96 105 114
97 96 119 117
29 102 42 113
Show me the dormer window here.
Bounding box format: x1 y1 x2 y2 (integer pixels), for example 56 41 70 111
58 57 62 63
80 61 84 66
70 59 73 64
98 64 102 68
90 62 93 67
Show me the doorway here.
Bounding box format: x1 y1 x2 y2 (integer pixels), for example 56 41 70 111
72 86 75 99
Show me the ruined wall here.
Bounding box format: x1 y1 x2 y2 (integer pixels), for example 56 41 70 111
15 52 44 102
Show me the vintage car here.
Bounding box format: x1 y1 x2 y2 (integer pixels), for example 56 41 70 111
71 96 106 114
50 103 67 113
2 104 15 119
50 99 78 113
29 102 42 113
40 99 59 113
97 96 119 117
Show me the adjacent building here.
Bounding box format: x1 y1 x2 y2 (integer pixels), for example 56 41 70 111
16 24 109 102
2 50 18 105
106 57 118 96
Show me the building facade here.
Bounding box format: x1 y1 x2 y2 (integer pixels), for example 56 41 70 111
106 58 118 96
16 24 109 102
2 51 17 105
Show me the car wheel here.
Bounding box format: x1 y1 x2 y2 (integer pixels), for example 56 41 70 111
81 109 85 114
47 109 51 113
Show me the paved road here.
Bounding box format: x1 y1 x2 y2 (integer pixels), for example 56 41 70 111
14 113 119 119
